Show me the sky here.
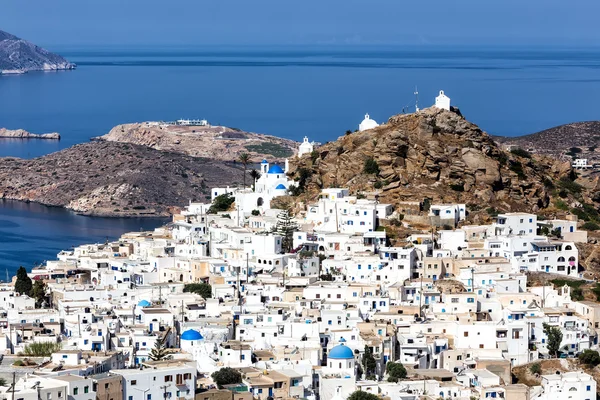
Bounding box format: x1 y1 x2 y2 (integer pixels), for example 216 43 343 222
0 0 598 48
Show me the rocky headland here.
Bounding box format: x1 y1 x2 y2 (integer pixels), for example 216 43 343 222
494 121 600 160
290 107 598 220
97 122 298 162
0 142 244 217
0 128 60 140
0 30 75 74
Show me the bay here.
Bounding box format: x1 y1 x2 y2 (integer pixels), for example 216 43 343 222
0 200 168 279
0 45 599 159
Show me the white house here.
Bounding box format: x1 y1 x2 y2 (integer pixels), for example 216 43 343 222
535 371 596 400
435 90 451 111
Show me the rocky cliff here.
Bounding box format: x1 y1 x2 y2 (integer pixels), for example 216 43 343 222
0 128 60 140
0 30 75 73
0 142 243 217
98 122 298 162
291 107 573 214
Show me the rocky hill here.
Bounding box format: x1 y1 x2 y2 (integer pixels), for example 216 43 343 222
0 128 60 140
290 107 576 215
495 121 600 159
0 142 243 217
98 122 298 162
0 30 75 73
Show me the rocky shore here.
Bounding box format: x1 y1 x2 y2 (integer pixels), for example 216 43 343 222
0 128 60 140
0 141 244 217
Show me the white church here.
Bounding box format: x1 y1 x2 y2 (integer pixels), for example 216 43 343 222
358 113 379 131
298 136 315 157
435 90 451 110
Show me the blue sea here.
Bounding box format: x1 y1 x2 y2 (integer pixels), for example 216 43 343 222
0 45 599 276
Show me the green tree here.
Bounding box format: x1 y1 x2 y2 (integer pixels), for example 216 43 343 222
23 342 61 357
0 377 6 386
211 367 242 388
15 266 32 296
272 209 299 253
348 390 380 400
31 280 47 308
363 158 380 175
249 169 261 190
362 345 377 378
543 323 563 357
238 153 251 189
578 349 600 367
148 337 171 361
208 193 235 214
386 361 407 381
183 283 212 299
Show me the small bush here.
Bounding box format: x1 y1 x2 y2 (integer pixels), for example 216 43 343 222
510 148 532 158
363 158 380 175
12 360 24 366
251 209 260 216
554 199 568 210
581 222 600 231
373 181 383 189
208 193 235 214
449 183 465 192
486 207 499 217
578 349 600 367
529 362 541 375
559 177 583 194
509 161 526 179
23 342 62 357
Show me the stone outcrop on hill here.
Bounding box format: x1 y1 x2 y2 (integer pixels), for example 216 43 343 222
495 121 600 159
0 30 75 73
290 107 571 213
98 122 298 162
0 128 60 140
0 142 243 217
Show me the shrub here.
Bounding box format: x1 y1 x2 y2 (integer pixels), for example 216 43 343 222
183 283 212 299
486 207 499 217
211 367 242 388
449 183 465 192
529 362 541 375
12 360 24 366
373 181 383 189
386 361 407 380
251 209 260 216
310 150 319 163
582 222 600 231
559 177 583 195
578 349 600 367
510 148 532 158
208 193 235 214
363 158 380 175
554 199 568 211
509 160 526 179
245 143 293 158
23 342 62 357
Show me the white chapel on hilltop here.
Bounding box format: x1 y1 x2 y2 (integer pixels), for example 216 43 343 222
298 136 314 157
359 113 379 131
435 90 451 111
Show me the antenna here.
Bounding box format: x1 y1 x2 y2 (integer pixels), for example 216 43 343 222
414 86 419 112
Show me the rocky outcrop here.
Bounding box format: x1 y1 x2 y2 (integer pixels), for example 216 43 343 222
0 30 75 73
98 122 298 162
291 107 570 213
0 128 60 140
0 141 244 217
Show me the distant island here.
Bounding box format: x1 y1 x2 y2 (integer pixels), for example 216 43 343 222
0 30 75 74
0 128 60 140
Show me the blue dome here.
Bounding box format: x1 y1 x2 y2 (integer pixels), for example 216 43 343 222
267 165 284 174
329 344 354 359
181 329 203 341
137 300 151 307
275 184 286 190
261 159 268 164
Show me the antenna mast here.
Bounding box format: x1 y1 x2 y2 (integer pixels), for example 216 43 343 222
414 86 419 112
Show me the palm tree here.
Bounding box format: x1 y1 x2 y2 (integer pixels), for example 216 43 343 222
238 153 251 189
249 169 261 191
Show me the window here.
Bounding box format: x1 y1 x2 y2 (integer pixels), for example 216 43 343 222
177 374 184 385
451 298 459 303
147 395 152 400
84 386 89 394
165 375 173 382
58 393 63 399
587 386 591 391
73 388 78 395
316 294 320 299
464 332 469 337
